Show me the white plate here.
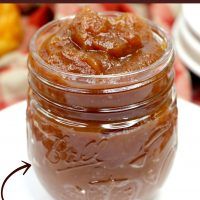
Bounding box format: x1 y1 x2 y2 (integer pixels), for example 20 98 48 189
173 16 200 77
0 99 200 200
182 4 200 38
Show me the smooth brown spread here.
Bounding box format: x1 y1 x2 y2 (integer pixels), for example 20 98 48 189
39 7 164 75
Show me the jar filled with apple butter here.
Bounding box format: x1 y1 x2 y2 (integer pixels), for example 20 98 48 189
27 8 177 200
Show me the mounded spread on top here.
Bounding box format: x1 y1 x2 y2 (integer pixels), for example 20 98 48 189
39 7 165 75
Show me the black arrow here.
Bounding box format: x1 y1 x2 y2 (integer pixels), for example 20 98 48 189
1 161 31 200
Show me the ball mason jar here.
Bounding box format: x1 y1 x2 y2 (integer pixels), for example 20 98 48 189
27 14 178 200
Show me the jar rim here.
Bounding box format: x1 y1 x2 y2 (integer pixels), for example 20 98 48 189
29 12 174 87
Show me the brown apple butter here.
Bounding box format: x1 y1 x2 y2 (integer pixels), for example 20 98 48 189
27 8 177 200
39 8 164 75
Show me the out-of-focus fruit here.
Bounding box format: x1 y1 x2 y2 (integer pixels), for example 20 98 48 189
0 4 23 56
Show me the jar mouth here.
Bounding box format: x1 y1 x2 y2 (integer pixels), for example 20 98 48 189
29 12 174 87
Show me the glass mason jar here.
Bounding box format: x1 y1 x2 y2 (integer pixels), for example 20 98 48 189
27 14 177 200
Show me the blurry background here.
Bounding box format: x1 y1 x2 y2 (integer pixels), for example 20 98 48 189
0 3 199 110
